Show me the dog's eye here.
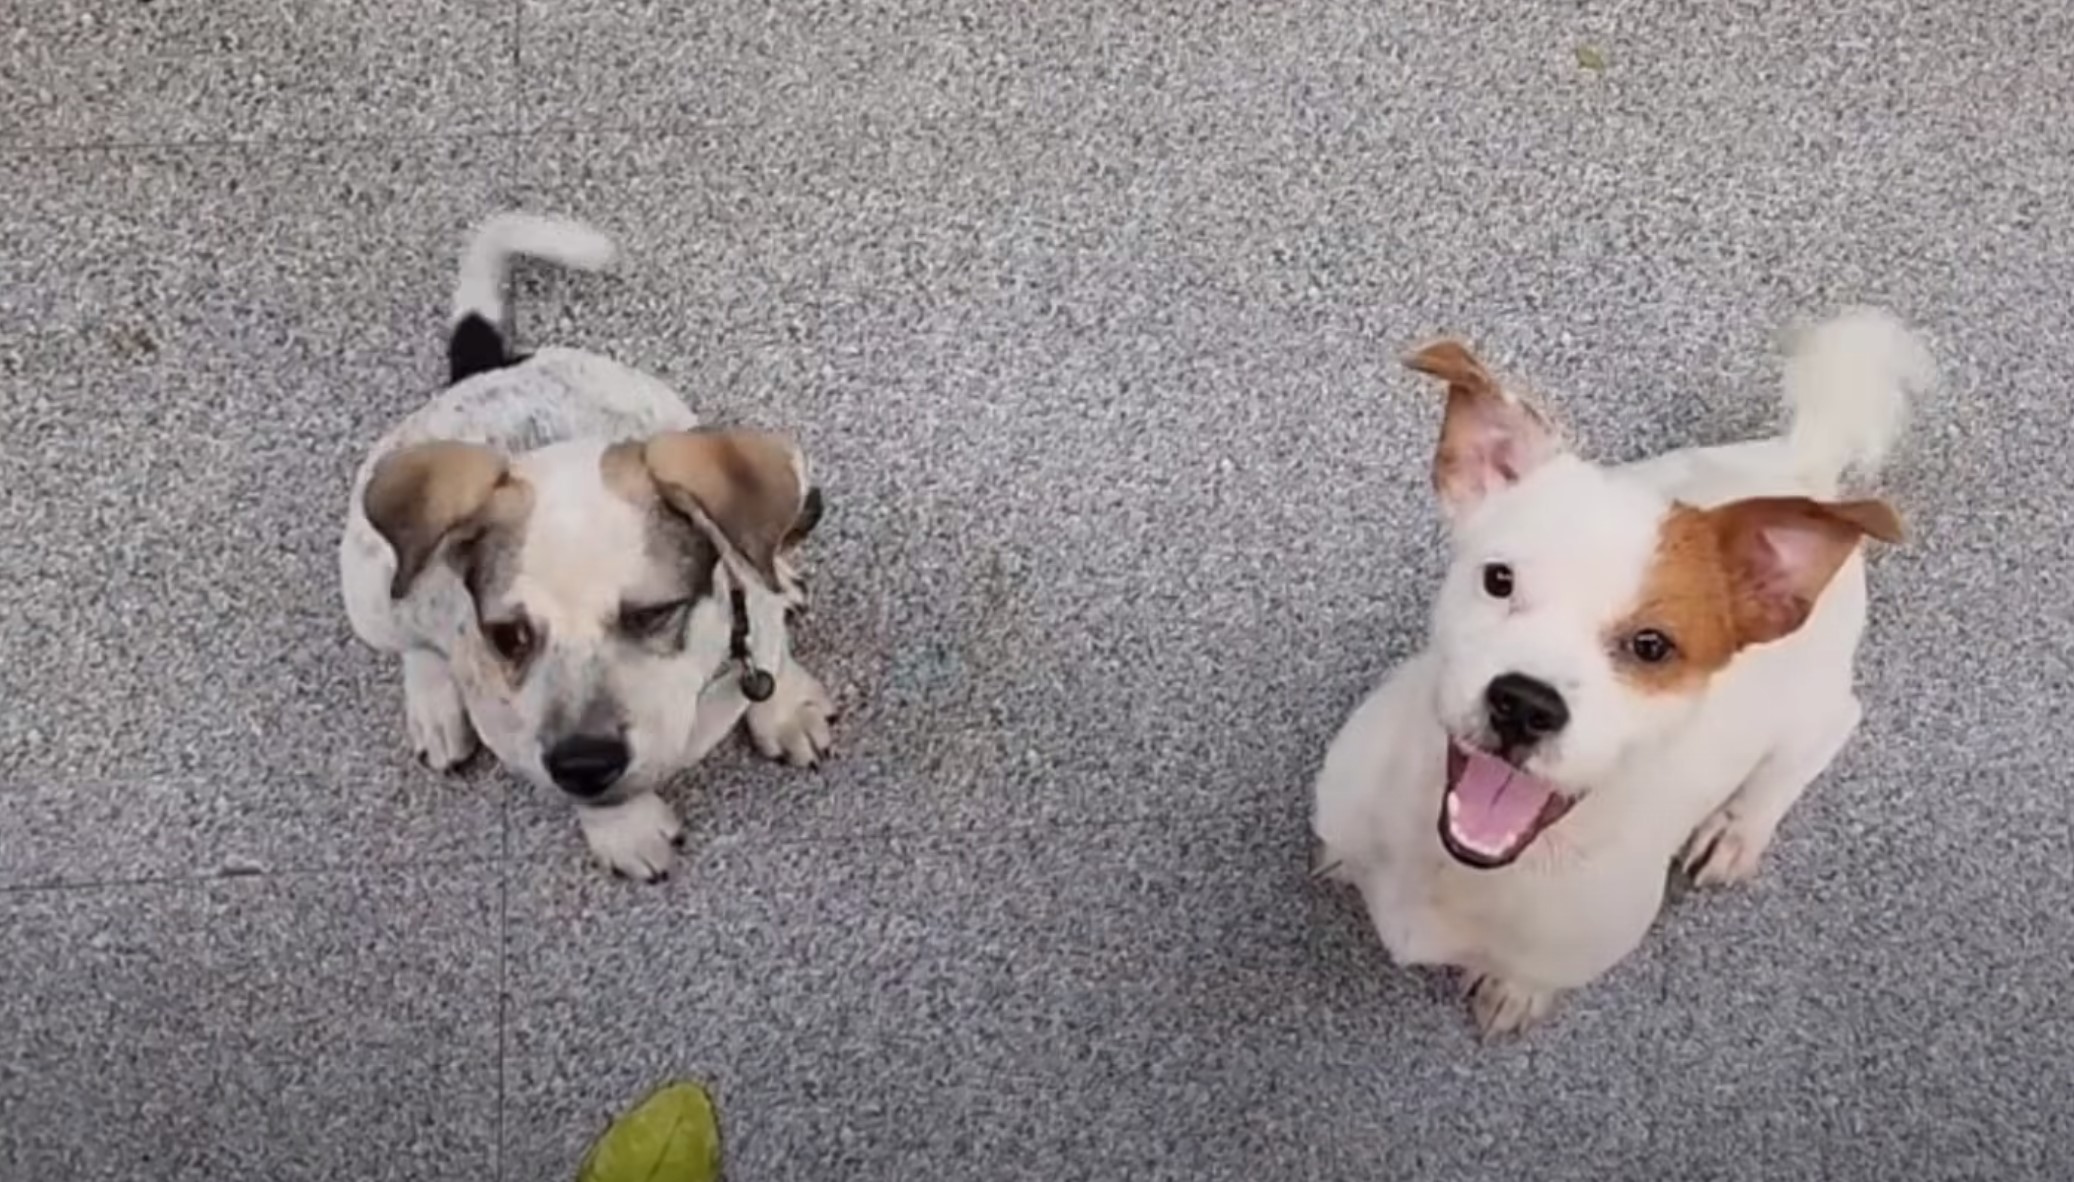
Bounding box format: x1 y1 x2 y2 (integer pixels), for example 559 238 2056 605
1627 629 1677 664
621 600 690 640
483 618 534 663
1481 563 1515 599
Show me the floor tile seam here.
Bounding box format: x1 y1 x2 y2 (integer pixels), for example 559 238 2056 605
494 9 522 1158
494 824 511 1182
2 111 848 158
12 738 2034 824
0 852 506 896
496 797 1298 870
0 126 528 159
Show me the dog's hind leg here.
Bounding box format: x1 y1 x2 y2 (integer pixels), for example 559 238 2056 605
1683 693 1862 887
404 649 478 772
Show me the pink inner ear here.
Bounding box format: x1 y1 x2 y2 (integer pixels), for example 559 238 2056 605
1755 522 1824 585
1438 393 1555 510
1731 526 1805 618
1459 426 1526 495
1487 433 1534 484
1728 512 1860 640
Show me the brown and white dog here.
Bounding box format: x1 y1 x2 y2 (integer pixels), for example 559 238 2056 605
339 214 832 881
1313 309 1932 1036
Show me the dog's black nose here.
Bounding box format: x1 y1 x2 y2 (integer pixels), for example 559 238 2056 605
1485 673 1569 747
543 735 630 798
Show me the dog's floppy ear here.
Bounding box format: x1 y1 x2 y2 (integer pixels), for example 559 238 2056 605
363 441 511 599
643 429 810 589
1404 339 1561 517
1706 496 1904 647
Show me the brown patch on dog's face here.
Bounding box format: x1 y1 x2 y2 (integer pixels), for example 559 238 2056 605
597 440 724 650
455 503 540 679
1609 497 1906 694
1606 506 1743 695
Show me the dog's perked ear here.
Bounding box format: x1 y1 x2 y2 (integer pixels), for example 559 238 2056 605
363 441 512 599
1707 496 1904 647
1404 340 1561 517
642 430 811 589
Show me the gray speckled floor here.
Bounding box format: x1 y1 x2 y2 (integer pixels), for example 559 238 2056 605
3 1 2070 1179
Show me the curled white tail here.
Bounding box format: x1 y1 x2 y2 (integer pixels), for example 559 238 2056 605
450 213 618 327
1782 306 1934 494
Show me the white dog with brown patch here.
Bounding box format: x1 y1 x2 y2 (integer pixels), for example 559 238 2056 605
1313 309 1932 1036
340 214 833 882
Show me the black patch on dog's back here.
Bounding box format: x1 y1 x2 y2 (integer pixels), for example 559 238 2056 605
448 313 514 385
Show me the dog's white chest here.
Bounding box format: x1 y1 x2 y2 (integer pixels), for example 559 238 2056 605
1353 789 1668 985
1350 859 1477 969
1315 658 1679 989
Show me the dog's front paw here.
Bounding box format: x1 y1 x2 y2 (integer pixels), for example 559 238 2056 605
746 664 835 768
1465 973 1559 1040
404 652 477 772
577 794 684 883
1682 807 1775 888
409 699 477 772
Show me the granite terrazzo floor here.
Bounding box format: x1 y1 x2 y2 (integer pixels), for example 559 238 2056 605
4 1 2071 1178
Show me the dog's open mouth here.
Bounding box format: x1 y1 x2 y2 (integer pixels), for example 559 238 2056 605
1439 740 1575 869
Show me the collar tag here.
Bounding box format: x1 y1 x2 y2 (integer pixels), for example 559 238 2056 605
728 581 777 702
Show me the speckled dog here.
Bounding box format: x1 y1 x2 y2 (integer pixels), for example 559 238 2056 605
339 214 832 881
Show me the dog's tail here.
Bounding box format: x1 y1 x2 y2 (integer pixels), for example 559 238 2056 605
447 213 618 385
1780 306 1934 495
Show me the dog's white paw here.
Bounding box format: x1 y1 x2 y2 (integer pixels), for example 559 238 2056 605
404 652 477 772
746 664 836 768
577 794 684 883
1465 973 1559 1040
1682 807 1775 888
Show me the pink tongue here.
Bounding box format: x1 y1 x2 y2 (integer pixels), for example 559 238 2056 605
1449 749 1557 852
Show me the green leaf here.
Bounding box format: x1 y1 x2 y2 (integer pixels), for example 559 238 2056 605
1575 44 1608 71
575 1081 724 1182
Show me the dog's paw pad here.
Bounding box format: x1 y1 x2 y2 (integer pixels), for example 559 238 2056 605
1682 810 1771 888
1465 973 1557 1039
579 795 684 883
747 667 836 768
